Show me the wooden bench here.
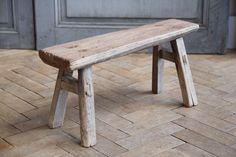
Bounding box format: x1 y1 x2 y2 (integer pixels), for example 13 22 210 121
39 19 199 147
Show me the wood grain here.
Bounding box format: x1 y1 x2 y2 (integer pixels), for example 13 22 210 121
173 129 236 157
171 38 198 107
48 69 73 128
78 66 96 147
39 19 199 70
1 49 236 156
152 46 164 94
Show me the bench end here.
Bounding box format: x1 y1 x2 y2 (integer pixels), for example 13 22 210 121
38 50 71 69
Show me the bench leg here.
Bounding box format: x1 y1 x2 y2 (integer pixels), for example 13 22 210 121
152 46 164 94
171 38 198 107
49 69 73 128
78 66 96 147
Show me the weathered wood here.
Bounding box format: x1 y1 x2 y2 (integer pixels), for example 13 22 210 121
173 129 236 157
159 50 175 62
174 117 236 146
38 19 200 147
3 49 236 156
61 75 78 94
78 66 96 147
152 46 164 94
48 69 73 128
171 38 198 107
39 19 199 70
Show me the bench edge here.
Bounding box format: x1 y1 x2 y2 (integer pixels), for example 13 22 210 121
69 24 199 70
39 50 71 69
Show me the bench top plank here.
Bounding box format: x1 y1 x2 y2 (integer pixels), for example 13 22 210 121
39 19 199 70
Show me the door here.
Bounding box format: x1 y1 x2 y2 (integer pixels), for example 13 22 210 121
0 0 35 49
36 0 228 53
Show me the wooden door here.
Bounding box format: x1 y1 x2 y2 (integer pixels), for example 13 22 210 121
0 0 35 49
35 0 229 53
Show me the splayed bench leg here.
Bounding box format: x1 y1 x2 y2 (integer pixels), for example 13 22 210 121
78 66 96 147
152 45 164 94
49 69 73 128
171 38 198 107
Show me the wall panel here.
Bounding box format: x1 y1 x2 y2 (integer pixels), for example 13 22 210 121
35 0 229 53
0 0 35 49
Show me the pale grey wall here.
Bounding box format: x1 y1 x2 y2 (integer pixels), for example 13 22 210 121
0 0 35 49
228 0 236 49
230 0 236 16
35 0 229 54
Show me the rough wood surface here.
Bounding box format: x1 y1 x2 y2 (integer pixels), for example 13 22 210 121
78 67 96 147
48 69 73 128
39 19 199 70
171 38 198 107
159 50 175 62
152 46 164 94
1 49 236 157
61 75 78 94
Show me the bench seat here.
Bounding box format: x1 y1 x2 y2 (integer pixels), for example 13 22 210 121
39 19 199 70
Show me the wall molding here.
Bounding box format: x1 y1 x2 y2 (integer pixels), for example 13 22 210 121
55 0 209 29
0 0 17 33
